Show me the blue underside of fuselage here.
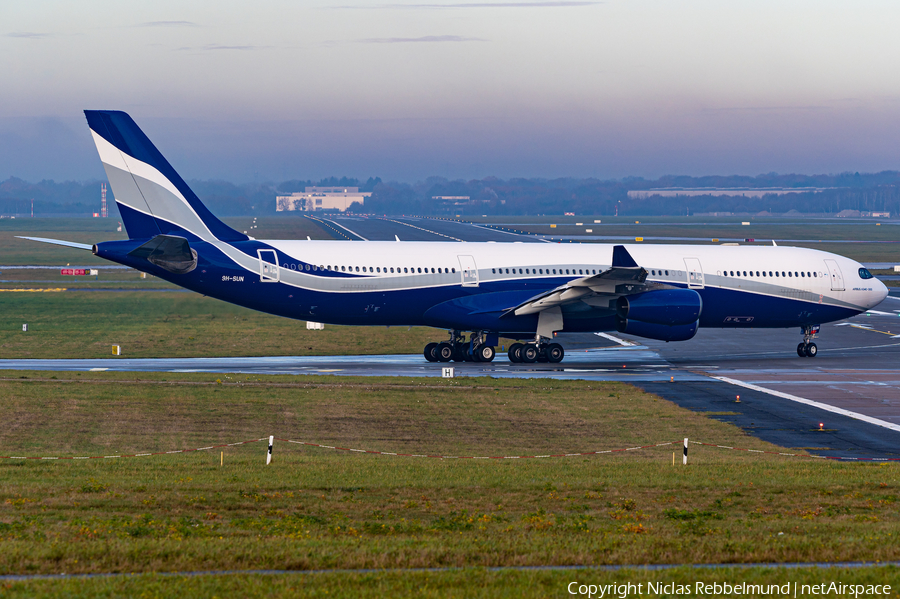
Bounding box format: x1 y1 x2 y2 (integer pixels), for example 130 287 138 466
95 239 860 335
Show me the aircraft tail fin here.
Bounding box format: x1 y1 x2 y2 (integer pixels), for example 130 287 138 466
84 110 248 243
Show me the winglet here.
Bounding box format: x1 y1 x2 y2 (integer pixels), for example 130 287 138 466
612 245 638 268
772 239 777 247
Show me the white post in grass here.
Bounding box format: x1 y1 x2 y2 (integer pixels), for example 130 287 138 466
266 435 274 465
683 438 688 465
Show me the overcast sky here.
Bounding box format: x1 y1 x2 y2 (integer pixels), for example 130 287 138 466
2 0 900 182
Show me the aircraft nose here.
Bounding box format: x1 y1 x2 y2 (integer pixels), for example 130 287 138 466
872 279 889 308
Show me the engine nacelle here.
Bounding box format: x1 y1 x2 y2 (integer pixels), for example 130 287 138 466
616 317 699 342
616 289 702 326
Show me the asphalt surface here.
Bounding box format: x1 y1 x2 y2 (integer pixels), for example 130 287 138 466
310 215 545 243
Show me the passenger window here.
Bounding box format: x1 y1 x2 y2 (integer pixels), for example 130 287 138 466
665 270 669 276
788 272 792 277
526 269 529 274
801 272 805 277
452 268 456 273
492 268 496 274
579 269 583 274
404 268 408 273
813 272 817 277
565 269 570 274
417 268 422 273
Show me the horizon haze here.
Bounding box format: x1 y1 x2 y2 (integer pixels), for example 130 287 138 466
3 1 900 183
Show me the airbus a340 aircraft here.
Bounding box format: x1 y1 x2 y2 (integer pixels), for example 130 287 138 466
22 111 889 363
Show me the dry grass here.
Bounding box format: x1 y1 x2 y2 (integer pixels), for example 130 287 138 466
0 372 897 579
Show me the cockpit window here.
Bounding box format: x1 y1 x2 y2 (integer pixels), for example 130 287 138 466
859 267 874 280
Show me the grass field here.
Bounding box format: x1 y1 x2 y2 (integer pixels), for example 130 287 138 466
0 291 439 358
3 567 898 598
0 372 897 596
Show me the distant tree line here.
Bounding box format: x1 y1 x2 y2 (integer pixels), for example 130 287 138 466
2 171 899 217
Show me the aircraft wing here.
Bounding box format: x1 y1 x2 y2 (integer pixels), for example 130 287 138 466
17 236 94 251
506 245 650 316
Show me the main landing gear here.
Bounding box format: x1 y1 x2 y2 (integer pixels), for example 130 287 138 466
797 325 820 358
423 331 497 363
507 340 564 364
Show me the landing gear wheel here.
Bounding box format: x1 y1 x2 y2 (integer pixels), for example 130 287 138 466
473 344 495 362
508 343 523 363
436 342 454 362
463 344 475 362
546 343 564 363
521 344 539 363
804 342 817 358
797 343 807 357
424 342 438 362
453 343 467 362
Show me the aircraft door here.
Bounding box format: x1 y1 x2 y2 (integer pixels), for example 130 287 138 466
457 255 479 287
684 257 704 289
258 249 279 282
824 259 844 291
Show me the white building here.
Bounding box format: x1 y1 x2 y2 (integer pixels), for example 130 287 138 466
277 187 371 212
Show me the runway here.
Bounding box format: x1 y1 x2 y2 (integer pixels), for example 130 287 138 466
2 304 899 460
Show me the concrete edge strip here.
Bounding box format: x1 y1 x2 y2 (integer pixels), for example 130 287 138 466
711 375 900 433
1 561 898 581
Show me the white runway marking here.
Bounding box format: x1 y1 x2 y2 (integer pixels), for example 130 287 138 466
712 375 900 433
594 332 638 346
324 219 368 241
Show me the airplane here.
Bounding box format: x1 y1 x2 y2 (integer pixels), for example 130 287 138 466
20 110 889 363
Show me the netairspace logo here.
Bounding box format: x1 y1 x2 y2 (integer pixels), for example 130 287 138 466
566 581 893 598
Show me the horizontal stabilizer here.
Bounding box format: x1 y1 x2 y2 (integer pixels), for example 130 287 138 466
17 236 93 251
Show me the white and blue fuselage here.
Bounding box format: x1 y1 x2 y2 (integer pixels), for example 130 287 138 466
94 233 886 334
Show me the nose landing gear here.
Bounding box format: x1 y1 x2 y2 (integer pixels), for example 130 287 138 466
797 325 820 358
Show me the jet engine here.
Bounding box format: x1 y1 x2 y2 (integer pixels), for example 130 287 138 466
614 289 702 341
616 318 699 341
615 289 702 326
